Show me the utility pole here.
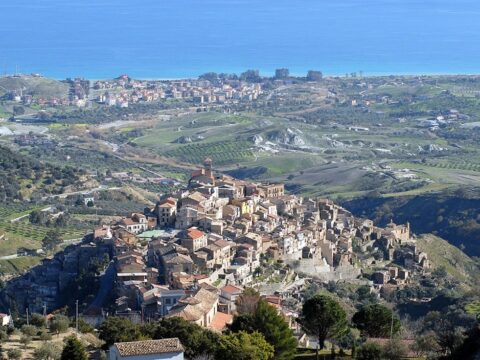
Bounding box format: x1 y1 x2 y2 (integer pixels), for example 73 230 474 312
26 307 29 325
8 309 14 328
390 309 394 340
75 300 79 332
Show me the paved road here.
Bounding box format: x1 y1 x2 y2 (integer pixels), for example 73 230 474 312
41 186 120 200
87 261 116 309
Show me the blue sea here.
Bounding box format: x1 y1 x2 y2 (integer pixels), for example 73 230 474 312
1 0 480 79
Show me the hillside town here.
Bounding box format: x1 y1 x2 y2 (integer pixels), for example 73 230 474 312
1 158 431 340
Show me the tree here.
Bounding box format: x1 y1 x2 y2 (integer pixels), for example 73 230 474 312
148 317 219 358
240 70 261 83
13 106 25 116
31 313 47 328
435 326 466 356
199 72 220 84
216 331 274 360
0 329 8 342
356 343 382 360
352 304 401 338
336 328 360 353
230 299 297 360
37 111 51 121
33 342 62 360
21 324 37 337
29 210 48 225
99 317 143 349
74 318 94 334
411 332 440 357
235 288 261 315
42 230 63 251
50 315 70 334
229 313 256 333
7 348 22 360
38 330 53 342
432 266 448 279
20 334 32 349
381 338 407 360
61 336 88 360
299 295 348 350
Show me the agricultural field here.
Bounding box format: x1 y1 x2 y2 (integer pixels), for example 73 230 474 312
0 205 88 257
0 74 480 279
164 140 254 165
0 256 42 276
67 199 148 217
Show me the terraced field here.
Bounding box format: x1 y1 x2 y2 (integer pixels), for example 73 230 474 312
68 199 147 216
164 140 254 165
0 206 87 256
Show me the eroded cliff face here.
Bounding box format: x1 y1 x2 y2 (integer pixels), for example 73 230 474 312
0 240 111 314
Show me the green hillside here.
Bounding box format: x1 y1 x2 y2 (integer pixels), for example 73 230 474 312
0 75 69 98
342 188 480 257
0 145 85 202
416 234 480 284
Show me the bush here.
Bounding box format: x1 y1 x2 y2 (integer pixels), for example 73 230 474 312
21 324 38 337
50 315 70 334
61 336 88 360
33 342 62 360
356 343 383 360
31 313 47 328
7 349 22 360
38 329 53 342
20 334 32 349
75 318 94 334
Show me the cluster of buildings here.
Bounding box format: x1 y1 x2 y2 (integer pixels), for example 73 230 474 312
5 77 90 108
3 74 263 112
0 158 432 344
85 158 430 332
94 75 263 108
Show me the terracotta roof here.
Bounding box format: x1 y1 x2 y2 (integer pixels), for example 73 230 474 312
121 218 136 226
167 288 218 322
160 197 177 205
186 192 207 203
165 253 193 265
187 228 205 240
209 312 233 332
199 282 219 292
264 295 282 308
159 201 176 208
221 284 243 294
214 239 232 249
114 338 184 356
194 274 209 280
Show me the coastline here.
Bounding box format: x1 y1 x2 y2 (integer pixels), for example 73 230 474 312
4 69 480 82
